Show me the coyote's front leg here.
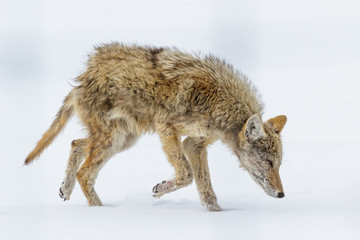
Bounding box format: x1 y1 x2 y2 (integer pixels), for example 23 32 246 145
183 137 222 211
153 122 193 198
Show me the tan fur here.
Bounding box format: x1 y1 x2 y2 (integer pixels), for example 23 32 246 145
25 92 74 165
266 115 287 133
25 43 287 211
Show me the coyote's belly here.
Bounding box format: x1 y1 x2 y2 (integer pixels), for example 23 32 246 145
167 113 214 138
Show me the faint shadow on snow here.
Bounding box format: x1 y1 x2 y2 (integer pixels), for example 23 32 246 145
153 199 244 212
152 199 199 209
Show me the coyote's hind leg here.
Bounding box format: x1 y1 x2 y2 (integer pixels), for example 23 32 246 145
59 138 87 201
152 123 193 198
76 131 139 206
76 136 117 206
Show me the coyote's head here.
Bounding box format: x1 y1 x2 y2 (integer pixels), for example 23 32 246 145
235 114 287 198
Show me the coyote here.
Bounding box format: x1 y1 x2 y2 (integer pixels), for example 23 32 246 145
25 43 287 211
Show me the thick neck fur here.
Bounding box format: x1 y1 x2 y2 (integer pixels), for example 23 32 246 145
156 49 264 127
202 58 264 147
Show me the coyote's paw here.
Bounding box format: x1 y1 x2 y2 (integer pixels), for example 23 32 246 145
59 181 71 201
200 193 222 211
205 202 222 212
152 180 176 198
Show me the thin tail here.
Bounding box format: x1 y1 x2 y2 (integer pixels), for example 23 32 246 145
25 91 75 165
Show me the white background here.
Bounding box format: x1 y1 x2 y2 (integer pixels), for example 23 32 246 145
1 0 359 239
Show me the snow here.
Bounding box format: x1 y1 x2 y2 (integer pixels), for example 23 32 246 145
1 0 360 239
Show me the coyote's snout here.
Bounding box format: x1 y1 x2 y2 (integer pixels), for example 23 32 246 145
25 43 287 211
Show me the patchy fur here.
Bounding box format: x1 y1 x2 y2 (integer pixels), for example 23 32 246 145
25 43 287 211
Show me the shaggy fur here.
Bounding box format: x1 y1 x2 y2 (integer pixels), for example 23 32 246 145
25 43 287 211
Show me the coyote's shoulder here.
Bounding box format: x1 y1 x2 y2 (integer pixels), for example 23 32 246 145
25 43 286 211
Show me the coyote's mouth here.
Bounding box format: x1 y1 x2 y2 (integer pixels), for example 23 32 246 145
248 171 284 198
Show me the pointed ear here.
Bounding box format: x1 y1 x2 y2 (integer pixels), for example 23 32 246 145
266 115 287 134
241 114 266 141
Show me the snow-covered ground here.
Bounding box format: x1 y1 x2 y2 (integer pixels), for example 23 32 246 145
1 0 360 239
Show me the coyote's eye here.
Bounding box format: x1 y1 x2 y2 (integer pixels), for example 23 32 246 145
266 160 273 168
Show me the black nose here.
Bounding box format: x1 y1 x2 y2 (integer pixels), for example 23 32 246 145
277 192 285 198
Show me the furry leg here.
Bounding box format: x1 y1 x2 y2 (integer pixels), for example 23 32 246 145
59 138 87 201
76 132 138 206
153 122 193 198
183 137 222 211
